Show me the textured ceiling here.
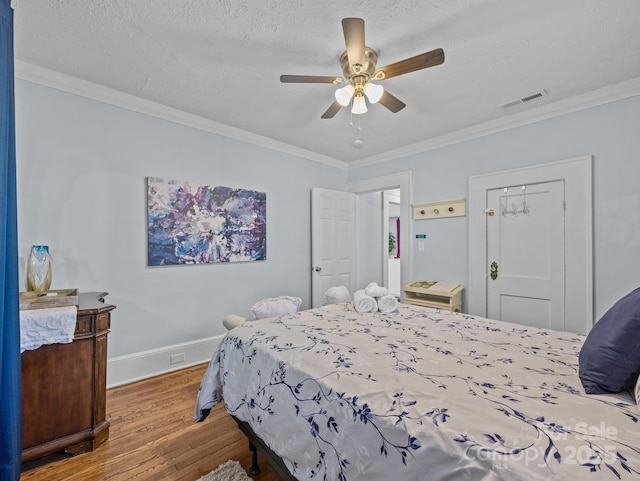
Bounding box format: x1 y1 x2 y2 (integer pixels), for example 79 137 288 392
12 0 640 166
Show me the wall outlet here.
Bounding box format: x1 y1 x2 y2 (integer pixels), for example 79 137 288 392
170 352 186 365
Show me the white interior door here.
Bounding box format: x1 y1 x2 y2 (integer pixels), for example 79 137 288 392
311 188 356 307
486 181 566 330
469 156 593 335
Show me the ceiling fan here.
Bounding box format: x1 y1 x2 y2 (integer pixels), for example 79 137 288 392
280 18 445 119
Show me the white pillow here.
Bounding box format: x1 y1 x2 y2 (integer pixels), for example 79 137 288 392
322 285 351 306
251 296 302 320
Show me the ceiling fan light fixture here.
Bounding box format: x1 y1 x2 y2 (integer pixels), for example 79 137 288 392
335 84 355 106
280 18 444 119
351 94 368 114
363 82 384 104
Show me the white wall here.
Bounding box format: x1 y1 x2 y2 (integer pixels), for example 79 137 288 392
349 95 640 320
15 80 347 372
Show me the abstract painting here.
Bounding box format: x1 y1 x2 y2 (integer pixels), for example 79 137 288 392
146 177 266 266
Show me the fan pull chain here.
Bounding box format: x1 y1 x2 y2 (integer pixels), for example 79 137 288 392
348 107 362 132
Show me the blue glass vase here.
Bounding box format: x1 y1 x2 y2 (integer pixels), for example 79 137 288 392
25 245 53 291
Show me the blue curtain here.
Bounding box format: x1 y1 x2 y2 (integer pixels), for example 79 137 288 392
0 0 22 479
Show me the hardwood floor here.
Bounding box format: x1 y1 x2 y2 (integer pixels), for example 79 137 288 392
20 363 284 481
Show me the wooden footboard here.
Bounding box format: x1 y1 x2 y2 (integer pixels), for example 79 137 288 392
232 416 298 481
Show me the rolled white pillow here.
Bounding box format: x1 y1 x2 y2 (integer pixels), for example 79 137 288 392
377 295 399 313
365 282 389 298
223 314 247 330
353 289 378 313
322 285 352 306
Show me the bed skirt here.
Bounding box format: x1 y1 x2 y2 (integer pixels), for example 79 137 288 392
232 415 298 481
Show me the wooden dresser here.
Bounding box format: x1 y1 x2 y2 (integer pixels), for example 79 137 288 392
21 292 115 463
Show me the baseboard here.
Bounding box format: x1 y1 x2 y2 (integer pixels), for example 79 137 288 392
106 335 223 388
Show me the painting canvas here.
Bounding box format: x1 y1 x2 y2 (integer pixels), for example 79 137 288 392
146 177 266 266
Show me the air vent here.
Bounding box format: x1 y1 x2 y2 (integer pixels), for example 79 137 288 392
499 89 547 109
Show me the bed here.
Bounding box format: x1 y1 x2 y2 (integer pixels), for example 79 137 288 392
195 302 640 480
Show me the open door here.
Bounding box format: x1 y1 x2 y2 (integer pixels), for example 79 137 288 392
384 191 401 297
311 188 357 307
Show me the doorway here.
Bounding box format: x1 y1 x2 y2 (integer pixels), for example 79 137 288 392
348 171 413 296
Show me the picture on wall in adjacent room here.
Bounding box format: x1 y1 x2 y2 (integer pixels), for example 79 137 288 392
146 177 266 266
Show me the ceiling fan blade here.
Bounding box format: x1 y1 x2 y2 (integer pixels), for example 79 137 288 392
342 18 365 70
374 48 444 80
321 100 342 119
378 90 406 113
280 75 343 84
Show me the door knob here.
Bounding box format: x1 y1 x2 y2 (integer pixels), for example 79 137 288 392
314 266 322 272
490 261 498 280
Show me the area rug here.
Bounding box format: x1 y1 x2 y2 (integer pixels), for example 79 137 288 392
197 460 252 481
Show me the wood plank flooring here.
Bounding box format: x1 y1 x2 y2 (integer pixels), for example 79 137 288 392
20 363 284 481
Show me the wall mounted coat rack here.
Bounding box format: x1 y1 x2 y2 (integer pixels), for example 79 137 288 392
413 197 466 220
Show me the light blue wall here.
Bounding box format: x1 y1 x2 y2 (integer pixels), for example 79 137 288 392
15 80 347 357
15 78 640 359
358 191 383 288
349 95 640 321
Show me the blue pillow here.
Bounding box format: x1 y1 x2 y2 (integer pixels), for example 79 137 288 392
579 287 640 394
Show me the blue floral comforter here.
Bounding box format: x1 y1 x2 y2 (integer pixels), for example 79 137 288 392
195 303 640 480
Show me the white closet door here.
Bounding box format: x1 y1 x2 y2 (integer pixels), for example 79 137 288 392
486 180 566 331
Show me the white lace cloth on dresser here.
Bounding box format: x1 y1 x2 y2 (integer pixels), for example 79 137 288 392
19 305 77 352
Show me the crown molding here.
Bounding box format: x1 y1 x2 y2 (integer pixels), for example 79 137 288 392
14 61 348 171
15 62 640 172
348 77 640 170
